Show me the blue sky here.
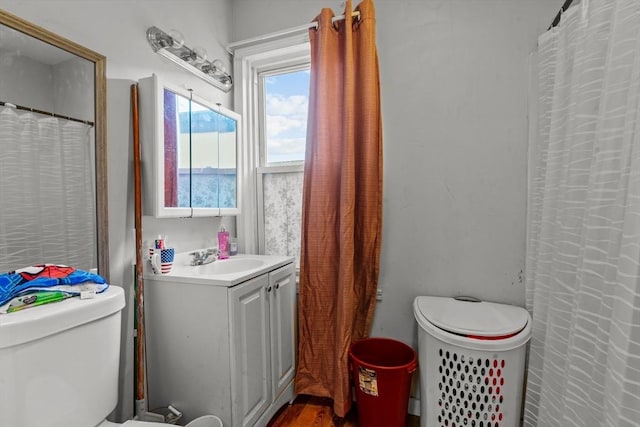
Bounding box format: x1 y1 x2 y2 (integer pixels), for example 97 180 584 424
265 69 310 163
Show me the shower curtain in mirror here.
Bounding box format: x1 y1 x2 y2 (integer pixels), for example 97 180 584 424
295 0 382 417
525 1 640 425
0 106 96 273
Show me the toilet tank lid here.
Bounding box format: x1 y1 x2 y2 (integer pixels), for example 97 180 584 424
0 285 125 349
413 296 530 338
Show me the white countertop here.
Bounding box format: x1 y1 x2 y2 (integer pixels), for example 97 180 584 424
143 253 295 287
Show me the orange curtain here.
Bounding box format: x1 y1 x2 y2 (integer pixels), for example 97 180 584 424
294 0 382 417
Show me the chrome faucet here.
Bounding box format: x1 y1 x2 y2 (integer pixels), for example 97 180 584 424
189 248 218 265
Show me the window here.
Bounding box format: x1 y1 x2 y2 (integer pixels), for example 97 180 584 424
232 35 310 260
262 68 309 165
258 67 309 266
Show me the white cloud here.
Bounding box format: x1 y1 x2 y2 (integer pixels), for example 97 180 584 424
268 137 306 154
266 115 306 138
265 93 308 138
264 93 308 161
266 94 308 116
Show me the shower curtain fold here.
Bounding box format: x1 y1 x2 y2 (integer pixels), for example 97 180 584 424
294 0 382 418
525 0 640 425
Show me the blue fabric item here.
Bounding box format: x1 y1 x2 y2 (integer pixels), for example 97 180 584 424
0 264 107 306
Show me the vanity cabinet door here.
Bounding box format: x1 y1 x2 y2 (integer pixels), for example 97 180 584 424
268 263 296 400
229 274 271 427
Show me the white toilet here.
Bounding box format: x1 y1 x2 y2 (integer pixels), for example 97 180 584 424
0 286 169 427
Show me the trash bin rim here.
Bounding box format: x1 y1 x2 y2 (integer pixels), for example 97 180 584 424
349 337 417 371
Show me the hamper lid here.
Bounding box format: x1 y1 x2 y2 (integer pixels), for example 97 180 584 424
414 296 529 338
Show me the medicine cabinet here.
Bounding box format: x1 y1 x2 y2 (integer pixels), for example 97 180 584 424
139 74 240 217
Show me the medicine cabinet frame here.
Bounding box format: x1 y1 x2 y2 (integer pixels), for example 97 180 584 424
140 73 241 218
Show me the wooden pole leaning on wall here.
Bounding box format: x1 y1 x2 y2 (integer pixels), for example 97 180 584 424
131 83 146 405
131 83 165 423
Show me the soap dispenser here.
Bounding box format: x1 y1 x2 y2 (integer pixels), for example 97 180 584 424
217 225 229 259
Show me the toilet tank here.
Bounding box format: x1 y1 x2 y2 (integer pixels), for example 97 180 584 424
0 286 125 427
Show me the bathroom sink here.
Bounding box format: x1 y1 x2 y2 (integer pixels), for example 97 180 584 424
152 253 295 287
190 258 265 275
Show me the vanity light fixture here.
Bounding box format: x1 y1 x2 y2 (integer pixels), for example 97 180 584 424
146 26 232 92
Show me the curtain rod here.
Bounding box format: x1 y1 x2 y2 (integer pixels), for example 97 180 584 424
0 101 94 127
227 11 361 54
548 0 574 30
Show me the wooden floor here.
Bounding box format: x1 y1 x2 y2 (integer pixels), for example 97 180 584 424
267 395 420 427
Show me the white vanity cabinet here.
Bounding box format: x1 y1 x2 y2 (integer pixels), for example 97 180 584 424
230 264 296 426
144 261 296 427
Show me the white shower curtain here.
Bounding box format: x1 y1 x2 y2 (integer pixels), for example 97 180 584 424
0 106 96 272
525 0 640 425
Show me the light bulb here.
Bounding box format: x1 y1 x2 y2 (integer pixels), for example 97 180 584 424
147 27 172 49
192 46 208 64
211 59 226 75
220 75 232 87
200 63 213 74
168 29 184 48
180 49 196 62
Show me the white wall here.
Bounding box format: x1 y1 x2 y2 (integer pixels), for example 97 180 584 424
231 0 561 348
53 57 94 120
0 0 234 421
0 0 563 418
0 52 54 110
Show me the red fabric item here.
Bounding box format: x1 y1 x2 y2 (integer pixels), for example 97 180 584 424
18 264 75 281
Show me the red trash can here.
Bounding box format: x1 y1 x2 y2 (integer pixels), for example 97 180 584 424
349 337 417 427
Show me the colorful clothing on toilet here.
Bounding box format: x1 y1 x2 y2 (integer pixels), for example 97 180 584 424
0 264 107 313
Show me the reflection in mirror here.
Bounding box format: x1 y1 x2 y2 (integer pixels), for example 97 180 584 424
0 10 108 279
141 74 239 218
0 24 93 121
165 90 237 209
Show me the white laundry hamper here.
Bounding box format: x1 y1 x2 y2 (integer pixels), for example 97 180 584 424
413 296 531 427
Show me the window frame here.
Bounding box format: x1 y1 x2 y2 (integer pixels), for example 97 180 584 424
232 35 310 255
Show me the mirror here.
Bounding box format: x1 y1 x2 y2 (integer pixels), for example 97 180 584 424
0 9 108 280
140 74 240 218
